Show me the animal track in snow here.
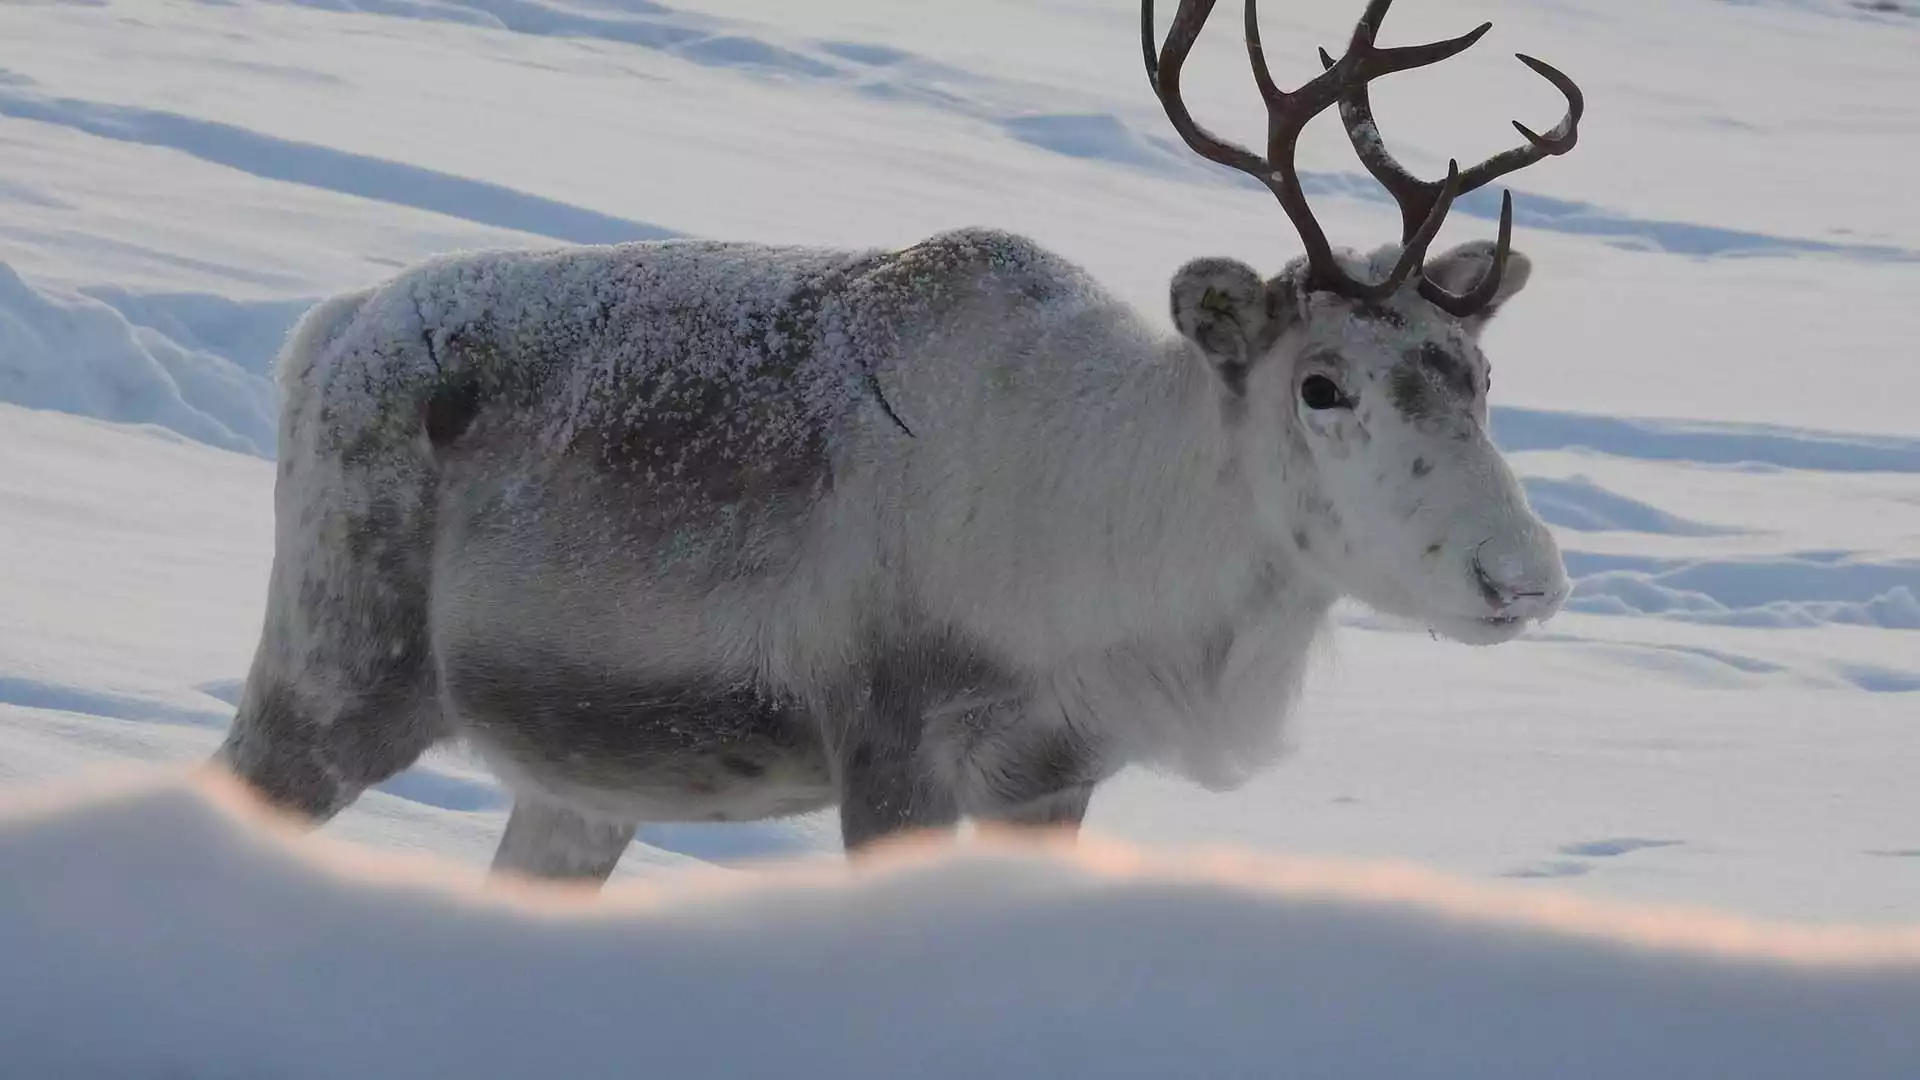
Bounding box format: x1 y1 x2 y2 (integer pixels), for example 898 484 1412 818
0 676 229 729
1558 838 1685 858
1501 861 1594 880
1503 839 1685 879
0 80 679 248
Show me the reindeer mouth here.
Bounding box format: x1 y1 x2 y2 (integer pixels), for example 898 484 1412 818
1427 609 1535 648
1467 610 1530 636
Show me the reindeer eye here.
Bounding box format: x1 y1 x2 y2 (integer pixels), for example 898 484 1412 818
1300 374 1348 411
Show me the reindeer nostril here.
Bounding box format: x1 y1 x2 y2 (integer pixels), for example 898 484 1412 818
1470 552 1507 609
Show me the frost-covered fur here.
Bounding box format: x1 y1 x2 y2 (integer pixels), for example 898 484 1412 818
216 227 1566 880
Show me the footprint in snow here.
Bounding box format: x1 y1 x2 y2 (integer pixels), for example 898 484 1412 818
1557 838 1685 857
1501 861 1593 880
1502 838 1685 879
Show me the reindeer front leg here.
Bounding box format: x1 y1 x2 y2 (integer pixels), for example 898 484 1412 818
966 722 1102 840
834 723 961 851
830 630 1013 851
984 783 1095 832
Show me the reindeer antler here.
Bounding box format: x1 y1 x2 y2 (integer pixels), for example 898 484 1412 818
1141 0 1583 318
1320 16 1582 316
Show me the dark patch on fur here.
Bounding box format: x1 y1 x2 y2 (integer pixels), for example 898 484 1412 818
988 784 1095 828
1352 303 1408 329
409 249 926 549
1216 360 1249 398
1292 528 1312 552
845 622 1111 833
1411 456 1433 478
1390 343 1480 422
443 647 828 809
1240 559 1285 610
1388 363 1435 420
580 308 835 512
863 627 1012 725
864 618 1105 818
421 374 485 450
1197 622 1237 685
834 625 1024 847
972 727 1093 809
1416 342 1477 401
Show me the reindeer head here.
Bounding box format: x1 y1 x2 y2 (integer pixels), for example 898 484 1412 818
1146 0 1583 645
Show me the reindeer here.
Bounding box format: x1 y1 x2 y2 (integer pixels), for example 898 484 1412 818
215 0 1584 884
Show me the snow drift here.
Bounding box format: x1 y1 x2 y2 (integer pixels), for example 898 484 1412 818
3 771 1918 1080
0 263 295 456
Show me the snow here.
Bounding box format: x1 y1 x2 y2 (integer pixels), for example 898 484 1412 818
0 264 287 454
5 772 1920 1080
0 0 1917 1070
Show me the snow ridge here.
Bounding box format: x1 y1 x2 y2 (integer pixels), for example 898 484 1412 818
2 773 1918 1080
0 265 289 456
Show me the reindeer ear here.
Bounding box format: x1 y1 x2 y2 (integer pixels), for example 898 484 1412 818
1424 241 1533 336
1169 258 1292 392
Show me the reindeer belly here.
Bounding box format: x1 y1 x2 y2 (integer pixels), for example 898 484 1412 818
441 648 835 822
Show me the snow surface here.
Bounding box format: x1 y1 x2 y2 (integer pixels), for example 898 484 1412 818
0 0 1917 1070
6 772 1920 1080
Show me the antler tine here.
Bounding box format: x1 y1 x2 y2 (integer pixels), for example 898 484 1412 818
1242 0 1286 108
1331 39 1583 240
1342 0 1492 82
1144 0 1353 291
1249 0 1479 297
1454 54 1583 191
1320 9 1580 318
1143 0 1567 310
1239 0 1372 294
1376 158 1462 295
1418 189 1513 316
1141 0 1268 178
